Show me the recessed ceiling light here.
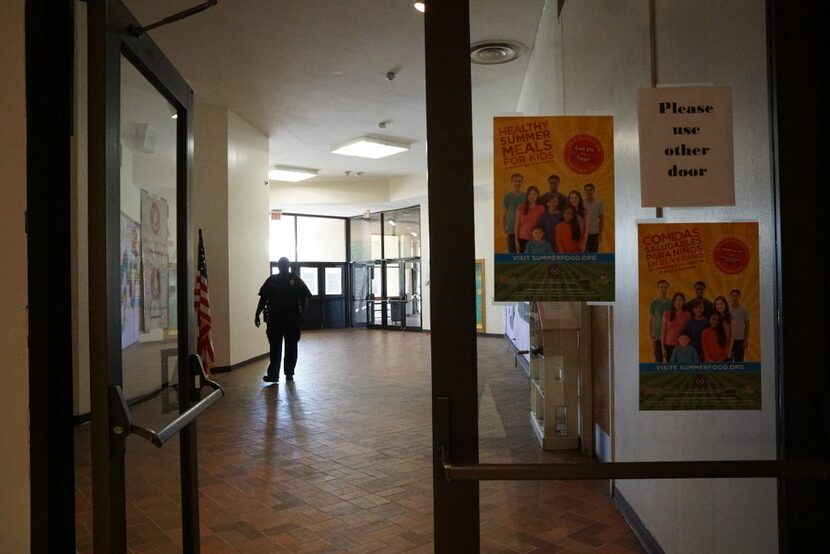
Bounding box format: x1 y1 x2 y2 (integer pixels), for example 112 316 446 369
410 232 418 237
268 165 319 182
470 40 527 65
413 2 425 13
330 135 412 159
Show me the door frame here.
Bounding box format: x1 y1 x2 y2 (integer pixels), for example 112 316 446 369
26 0 76 549
86 0 198 551
26 0 826 550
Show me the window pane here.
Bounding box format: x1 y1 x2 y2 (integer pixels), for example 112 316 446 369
350 215 381 262
384 207 420 258
325 267 342 295
384 235 400 259
269 215 296 261
297 217 346 262
371 263 382 297
386 265 400 297
300 267 318 295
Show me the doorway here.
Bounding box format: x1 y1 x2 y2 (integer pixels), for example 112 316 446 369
269 261 348 330
25 0 828 551
349 207 423 331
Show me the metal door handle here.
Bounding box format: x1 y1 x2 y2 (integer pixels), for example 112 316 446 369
111 354 224 447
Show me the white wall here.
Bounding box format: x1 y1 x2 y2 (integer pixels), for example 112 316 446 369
194 101 231 366
270 179 390 209
227 111 271 364
0 1 30 550
520 1 777 552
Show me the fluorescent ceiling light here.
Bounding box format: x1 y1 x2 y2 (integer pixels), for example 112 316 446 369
387 220 396 226
268 165 319 182
414 2 425 12
330 135 411 159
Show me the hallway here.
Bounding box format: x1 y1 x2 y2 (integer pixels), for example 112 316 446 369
74 330 642 552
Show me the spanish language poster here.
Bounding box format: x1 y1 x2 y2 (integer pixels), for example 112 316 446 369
493 116 615 301
638 221 761 410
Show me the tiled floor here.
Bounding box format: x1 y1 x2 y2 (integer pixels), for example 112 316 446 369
75 330 642 552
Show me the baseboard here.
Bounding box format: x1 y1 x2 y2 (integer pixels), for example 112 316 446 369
212 352 269 374
612 486 665 554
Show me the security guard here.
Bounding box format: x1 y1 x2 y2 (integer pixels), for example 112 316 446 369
254 257 312 383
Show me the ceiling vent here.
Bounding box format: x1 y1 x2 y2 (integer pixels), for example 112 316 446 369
470 40 527 65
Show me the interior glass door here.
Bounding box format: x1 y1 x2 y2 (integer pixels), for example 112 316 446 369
384 259 404 329
87 1 205 550
368 261 385 327
403 258 422 330
351 262 369 328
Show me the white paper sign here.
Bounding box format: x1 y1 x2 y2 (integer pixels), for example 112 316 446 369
638 86 734 207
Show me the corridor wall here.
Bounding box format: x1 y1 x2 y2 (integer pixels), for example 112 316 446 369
226 111 271 364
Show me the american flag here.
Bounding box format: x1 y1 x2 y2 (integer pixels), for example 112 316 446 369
195 229 215 374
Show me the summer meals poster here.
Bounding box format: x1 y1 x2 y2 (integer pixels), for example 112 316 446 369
638 222 761 410
493 116 614 301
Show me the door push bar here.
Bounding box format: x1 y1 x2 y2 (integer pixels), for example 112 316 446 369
111 354 224 447
436 397 830 482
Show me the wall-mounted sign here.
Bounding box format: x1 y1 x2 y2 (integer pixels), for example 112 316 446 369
638 221 760 410
141 191 169 331
638 86 734 207
492 116 615 302
475 259 485 332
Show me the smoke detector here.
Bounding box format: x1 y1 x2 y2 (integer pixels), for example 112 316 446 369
470 40 527 65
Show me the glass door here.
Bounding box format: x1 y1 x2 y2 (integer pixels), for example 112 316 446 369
384 259 404 329
321 264 347 328
298 264 322 329
87 1 217 551
368 261 385 327
351 262 370 328
293 262 347 329
403 258 422 331
424 2 827 551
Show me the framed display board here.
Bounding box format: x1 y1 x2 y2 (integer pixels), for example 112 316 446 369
475 259 486 332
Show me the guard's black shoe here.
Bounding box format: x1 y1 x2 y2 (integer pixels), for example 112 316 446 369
285 375 294 381
263 375 278 383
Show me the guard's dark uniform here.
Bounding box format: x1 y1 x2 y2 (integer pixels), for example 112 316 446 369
259 272 312 379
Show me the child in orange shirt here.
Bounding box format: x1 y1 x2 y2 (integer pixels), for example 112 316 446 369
555 206 583 253
702 312 731 362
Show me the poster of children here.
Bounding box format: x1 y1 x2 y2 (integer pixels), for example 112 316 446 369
493 116 615 301
120 214 141 348
638 221 761 410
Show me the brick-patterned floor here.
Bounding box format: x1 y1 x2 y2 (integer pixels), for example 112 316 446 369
75 330 642 552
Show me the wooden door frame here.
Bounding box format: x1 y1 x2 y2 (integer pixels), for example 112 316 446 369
26 1 76 550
